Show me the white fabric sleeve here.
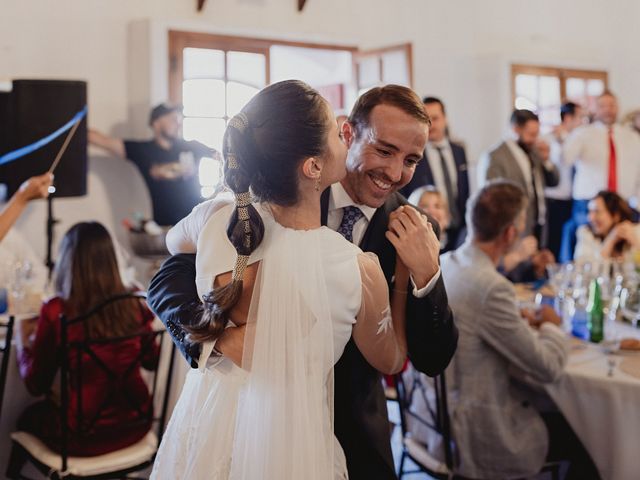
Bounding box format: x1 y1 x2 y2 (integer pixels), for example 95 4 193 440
352 252 408 375
166 192 233 254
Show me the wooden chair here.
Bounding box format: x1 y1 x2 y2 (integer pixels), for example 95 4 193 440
7 293 177 479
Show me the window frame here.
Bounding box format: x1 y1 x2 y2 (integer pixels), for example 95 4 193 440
168 30 359 106
354 43 414 91
510 63 609 108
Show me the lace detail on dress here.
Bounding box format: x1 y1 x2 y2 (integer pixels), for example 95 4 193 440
376 306 393 335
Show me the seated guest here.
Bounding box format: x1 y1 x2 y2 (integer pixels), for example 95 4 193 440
561 91 640 261
501 234 555 283
408 186 451 251
15 221 159 456
428 180 597 479
575 190 640 262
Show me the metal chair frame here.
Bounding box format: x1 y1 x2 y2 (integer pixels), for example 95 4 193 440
395 369 456 480
0 314 16 419
7 293 177 480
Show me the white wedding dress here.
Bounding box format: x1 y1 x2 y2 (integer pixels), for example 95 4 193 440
151 201 366 480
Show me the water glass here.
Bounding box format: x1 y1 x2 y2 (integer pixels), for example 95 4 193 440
8 260 34 314
620 285 640 330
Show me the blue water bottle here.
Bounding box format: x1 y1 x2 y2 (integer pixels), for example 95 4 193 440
571 297 590 340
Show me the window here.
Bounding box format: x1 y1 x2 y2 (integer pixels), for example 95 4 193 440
355 44 413 96
511 64 608 132
169 31 365 196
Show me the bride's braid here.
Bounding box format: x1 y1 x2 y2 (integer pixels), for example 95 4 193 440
187 80 329 344
187 112 265 343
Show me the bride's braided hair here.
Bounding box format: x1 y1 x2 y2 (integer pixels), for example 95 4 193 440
187 80 329 343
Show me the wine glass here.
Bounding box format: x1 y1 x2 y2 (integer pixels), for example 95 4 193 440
8 260 33 314
620 284 640 330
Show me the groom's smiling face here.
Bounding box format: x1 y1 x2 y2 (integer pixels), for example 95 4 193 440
340 104 428 209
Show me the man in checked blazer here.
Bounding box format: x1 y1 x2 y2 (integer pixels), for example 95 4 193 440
148 85 458 480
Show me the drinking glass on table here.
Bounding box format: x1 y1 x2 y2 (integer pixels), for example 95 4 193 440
552 263 579 332
546 263 563 291
8 260 34 314
620 283 640 330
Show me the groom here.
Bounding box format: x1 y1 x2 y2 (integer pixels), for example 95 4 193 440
148 85 457 479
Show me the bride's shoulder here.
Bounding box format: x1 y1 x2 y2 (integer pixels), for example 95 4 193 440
195 194 238 243
166 192 235 254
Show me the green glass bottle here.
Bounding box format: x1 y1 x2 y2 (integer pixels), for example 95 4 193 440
587 278 604 343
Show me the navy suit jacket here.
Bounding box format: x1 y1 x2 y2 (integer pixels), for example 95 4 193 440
400 141 469 251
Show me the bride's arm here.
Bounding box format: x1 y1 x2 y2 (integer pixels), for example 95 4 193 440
166 191 233 254
352 253 408 375
215 324 246 367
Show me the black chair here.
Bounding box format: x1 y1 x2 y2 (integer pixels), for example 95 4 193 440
396 367 561 480
395 367 456 480
0 314 16 419
7 292 177 480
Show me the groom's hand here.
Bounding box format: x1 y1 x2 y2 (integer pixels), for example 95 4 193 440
216 324 246 367
386 206 440 289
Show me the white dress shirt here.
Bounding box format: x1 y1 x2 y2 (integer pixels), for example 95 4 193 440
327 182 440 296
543 131 573 200
425 140 458 197
564 122 640 202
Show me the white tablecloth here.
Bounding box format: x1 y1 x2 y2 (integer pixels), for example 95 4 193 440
545 322 640 480
0 315 190 475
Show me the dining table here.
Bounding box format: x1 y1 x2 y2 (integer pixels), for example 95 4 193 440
544 320 640 480
516 281 640 480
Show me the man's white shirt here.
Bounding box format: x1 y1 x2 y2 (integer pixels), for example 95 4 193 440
564 122 640 202
327 182 441 297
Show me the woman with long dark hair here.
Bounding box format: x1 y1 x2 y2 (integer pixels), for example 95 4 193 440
152 80 410 479
16 221 159 456
574 190 640 261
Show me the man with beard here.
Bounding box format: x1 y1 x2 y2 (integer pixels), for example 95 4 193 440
478 109 559 244
89 104 218 226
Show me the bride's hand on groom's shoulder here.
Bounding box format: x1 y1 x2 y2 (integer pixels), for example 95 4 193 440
216 324 247 368
386 206 440 289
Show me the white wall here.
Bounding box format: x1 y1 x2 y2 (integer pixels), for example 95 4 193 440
2 0 640 269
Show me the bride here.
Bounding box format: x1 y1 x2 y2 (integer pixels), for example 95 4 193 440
151 80 409 479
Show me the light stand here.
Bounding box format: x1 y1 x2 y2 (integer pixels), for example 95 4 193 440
45 191 59 279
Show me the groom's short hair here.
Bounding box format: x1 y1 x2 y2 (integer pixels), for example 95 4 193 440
348 85 430 137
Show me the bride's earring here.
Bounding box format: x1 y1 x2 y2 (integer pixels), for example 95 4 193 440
314 174 321 192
